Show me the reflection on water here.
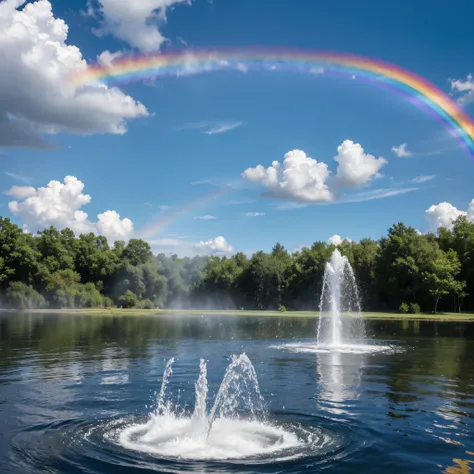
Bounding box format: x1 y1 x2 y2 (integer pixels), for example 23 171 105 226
101 347 129 385
0 313 473 473
444 454 474 474
316 351 364 415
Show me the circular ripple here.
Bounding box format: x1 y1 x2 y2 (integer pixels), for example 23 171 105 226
12 414 367 473
114 415 341 462
270 341 399 354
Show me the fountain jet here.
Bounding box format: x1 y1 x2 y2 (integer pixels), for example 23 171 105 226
316 249 365 348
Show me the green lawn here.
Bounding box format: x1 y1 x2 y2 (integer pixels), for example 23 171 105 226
18 307 474 321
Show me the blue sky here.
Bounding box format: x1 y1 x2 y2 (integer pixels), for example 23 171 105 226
1 0 474 255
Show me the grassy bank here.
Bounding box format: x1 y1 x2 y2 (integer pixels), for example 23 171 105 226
11 308 474 321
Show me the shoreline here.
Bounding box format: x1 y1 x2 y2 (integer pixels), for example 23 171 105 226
4 308 474 322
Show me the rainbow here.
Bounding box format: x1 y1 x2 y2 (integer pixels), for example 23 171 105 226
71 48 474 158
138 187 232 239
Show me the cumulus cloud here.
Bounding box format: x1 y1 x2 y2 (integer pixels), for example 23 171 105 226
245 212 265 217
96 210 133 241
468 200 474 221
0 0 148 148
6 176 134 241
243 140 387 203
391 143 412 157
92 0 191 52
243 149 333 202
450 74 474 105
425 200 474 231
332 140 387 188
194 236 234 255
4 186 37 199
328 234 352 246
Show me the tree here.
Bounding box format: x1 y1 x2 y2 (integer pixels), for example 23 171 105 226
44 269 81 308
123 239 152 266
375 223 436 310
0 218 40 288
119 290 138 308
422 249 462 313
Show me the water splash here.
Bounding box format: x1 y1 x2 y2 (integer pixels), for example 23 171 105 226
119 354 299 459
191 358 209 437
207 353 265 437
156 357 174 416
317 249 365 348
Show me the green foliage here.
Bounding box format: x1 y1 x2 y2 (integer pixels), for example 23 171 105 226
421 248 462 313
0 215 473 313
119 290 138 308
399 302 409 314
6 281 47 309
278 305 286 312
138 298 155 309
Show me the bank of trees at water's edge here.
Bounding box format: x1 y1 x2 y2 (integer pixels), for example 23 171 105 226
1 216 473 313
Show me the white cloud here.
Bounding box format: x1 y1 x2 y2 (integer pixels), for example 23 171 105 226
327 234 352 246
244 212 265 217
92 0 191 52
202 121 245 135
194 215 217 220
468 199 474 221
150 234 234 257
338 187 418 203
159 205 170 211
0 0 148 148
149 236 191 255
411 175 436 184
194 236 233 255
332 140 387 188
176 121 245 135
450 74 474 105
6 176 134 242
425 201 468 231
97 49 123 66
391 143 412 158
144 202 152 206
243 140 387 203
96 210 133 241
4 171 33 184
243 149 334 202
4 186 37 199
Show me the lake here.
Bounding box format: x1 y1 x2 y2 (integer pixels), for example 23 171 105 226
0 312 473 473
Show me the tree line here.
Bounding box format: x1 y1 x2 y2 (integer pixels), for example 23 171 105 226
0 215 473 313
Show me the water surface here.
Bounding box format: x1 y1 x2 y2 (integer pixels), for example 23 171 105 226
0 312 473 473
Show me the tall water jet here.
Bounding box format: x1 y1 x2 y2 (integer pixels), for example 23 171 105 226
316 249 365 348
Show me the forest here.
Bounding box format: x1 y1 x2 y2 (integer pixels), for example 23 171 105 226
0 215 473 313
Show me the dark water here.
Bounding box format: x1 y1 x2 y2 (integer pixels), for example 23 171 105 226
0 313 473 473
